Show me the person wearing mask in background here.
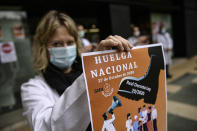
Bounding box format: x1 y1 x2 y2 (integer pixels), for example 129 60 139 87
156 22 173 78
152 105 157 131
126 113 133 131
21 10 133 131
128 25 141 46
151 22 160 43
77 24 92 52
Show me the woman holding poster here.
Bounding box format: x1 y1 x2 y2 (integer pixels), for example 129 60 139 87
21 10 133 131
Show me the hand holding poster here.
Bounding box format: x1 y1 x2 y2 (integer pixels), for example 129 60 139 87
82 43 167 131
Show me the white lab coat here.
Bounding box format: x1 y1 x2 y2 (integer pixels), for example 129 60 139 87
128 36 138 46
102 114 116 131
81 38 91 47
21 74 90 131
156 32 173 65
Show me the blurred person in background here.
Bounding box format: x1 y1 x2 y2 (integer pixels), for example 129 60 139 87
151 22 160 43
77 24 92 52
155 22 173 78
137 34 150 46
21 10 133 131
128 24 141 46
89 24 100 52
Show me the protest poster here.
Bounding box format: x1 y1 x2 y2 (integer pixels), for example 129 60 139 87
82 43 167 131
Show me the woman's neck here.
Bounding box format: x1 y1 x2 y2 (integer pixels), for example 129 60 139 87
64 66 72 74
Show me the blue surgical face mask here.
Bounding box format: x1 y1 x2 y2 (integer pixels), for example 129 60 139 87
48 45 77 70
134 31 140 37
161 28 166 34
78 30 85 38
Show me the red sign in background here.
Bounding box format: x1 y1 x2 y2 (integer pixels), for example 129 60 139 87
2 43 12 54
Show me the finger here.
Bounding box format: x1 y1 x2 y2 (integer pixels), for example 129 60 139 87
121 39 130 51
97 39 118 51
122 36 133 49
101 39 119 47
114 35 132 51
108 36 124 51
106 35 113 40
114 35 129 51
128 43 134 49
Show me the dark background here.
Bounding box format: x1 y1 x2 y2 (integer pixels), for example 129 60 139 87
0 0 197 57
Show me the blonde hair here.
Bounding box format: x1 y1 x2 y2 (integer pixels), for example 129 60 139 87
33 10 82 73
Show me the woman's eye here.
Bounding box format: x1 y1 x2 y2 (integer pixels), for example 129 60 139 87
50 40 75 47
53 41 64 46
67 41 75 46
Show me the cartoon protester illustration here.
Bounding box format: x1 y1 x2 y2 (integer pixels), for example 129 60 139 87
102 96 122 131
102 112 116 131
126 113 133 131
142 105 148 131
147 106 153 131
152 105 158 131
133 115 139 131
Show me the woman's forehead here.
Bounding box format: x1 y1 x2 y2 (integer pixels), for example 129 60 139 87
50 26 75 41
